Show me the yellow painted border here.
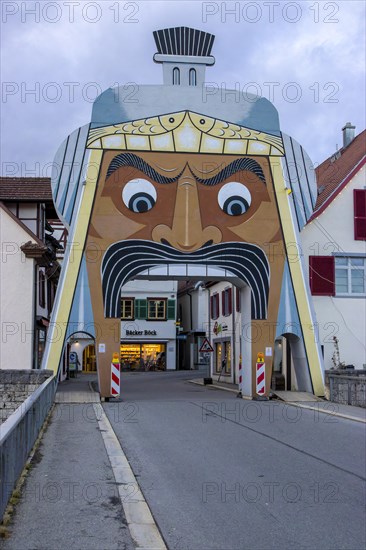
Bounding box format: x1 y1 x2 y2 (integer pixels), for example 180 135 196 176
44 150 103 375
270 158 324 396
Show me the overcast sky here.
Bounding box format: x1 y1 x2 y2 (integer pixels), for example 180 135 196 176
1 0 365 177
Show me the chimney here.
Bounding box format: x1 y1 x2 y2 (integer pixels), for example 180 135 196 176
342 122 356 148
153 27 215 86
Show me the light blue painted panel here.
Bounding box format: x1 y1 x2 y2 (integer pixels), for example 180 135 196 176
282 133 306 230
62 124 90 226
66 255 95 339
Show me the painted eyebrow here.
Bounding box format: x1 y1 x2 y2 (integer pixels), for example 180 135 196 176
106 152 183 183
191 158 266 186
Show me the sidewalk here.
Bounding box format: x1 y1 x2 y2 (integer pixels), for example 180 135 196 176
55 372 100 403
3 375 164 550
188 378 366 422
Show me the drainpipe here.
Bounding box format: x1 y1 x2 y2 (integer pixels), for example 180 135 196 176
232 284 236 385
190 281 206 370
32 264 37 369
187 290 193 331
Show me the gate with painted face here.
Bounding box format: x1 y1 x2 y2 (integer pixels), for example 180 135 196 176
42 27 324 398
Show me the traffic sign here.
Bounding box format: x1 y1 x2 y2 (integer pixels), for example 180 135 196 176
199 338 214 353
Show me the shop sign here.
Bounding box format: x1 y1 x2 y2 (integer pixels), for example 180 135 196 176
126 329 157 336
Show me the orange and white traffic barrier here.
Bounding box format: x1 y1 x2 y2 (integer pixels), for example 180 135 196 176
111 352 120 397
256 352 265 396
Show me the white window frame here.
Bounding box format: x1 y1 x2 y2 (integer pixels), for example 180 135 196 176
335 256 366 296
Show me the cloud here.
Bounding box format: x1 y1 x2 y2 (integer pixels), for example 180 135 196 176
1 0 365 175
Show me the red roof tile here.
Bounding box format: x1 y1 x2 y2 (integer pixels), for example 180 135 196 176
311 130 366 220
0 177 52 202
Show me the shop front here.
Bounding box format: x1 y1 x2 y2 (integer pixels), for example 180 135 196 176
120 342 167 370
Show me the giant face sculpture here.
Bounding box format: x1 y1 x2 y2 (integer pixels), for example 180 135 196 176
43 28 324 398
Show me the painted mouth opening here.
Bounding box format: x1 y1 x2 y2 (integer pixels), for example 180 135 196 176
102 240 270 320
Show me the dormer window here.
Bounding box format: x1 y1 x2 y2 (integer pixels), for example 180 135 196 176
173 67 180 85
189 68 197 86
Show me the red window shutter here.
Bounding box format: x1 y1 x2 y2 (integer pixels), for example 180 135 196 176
309 256 335 296
228 288 232 315
210 296 214 320
216 294 220 318
354 190 366 240
236 288 241 312
222 291 225 315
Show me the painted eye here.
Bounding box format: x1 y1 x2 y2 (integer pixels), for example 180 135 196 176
218 182 252 216
122 179 157 213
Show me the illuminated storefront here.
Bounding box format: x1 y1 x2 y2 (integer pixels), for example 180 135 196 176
120 342 166 370
120 280 177 371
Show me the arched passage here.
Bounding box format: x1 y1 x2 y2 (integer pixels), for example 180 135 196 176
62 331 96 381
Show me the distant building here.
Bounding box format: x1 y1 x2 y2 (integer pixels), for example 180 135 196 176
0 177 64 370
302 124 366 370
119 280 177 371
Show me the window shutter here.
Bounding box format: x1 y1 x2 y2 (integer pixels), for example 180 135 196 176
309 256 335 296
354 189 366 240
135 299 147 319
228 288 232 315
236 288 241 312
210 296 214 319
222 291 225 315
167 299 176 320
216 294 220 317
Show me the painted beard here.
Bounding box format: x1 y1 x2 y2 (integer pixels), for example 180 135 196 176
101 240 270 320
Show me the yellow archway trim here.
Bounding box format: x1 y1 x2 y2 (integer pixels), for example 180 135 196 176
87 111 284 156
42 150 103 376
270 158 324 396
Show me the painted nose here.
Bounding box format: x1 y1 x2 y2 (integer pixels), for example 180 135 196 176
152 172 222 252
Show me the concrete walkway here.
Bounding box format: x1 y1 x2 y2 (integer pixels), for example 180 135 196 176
55 373 100 403
3 375 164 550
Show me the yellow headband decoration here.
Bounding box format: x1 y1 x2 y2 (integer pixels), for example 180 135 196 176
87 111 284 156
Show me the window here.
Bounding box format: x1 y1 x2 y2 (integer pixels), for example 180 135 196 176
222 287 232 316
215 342 222 373
121 298 134 320
309 256 335 296
224 341 231 374
210 293 219 320
39 270 46 307
173 67 180 85
215 341 231 374
189 68 197 86
148 299 166 320
335 257 365 295
134 299 175 320
354 190 366 240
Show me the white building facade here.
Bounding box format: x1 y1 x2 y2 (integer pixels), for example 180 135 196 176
301 127 366 370
120 280 178 370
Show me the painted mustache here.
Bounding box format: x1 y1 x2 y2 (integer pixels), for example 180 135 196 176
102 240 270 320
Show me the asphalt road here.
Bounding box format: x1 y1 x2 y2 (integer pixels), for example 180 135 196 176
104 371 366 550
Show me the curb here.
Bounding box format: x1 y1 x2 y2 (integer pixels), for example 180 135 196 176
93 403 167 550
283 401 366 424
188 380 366 421
187 379 251 398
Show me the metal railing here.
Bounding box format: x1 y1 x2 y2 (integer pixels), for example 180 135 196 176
0 374 56 519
